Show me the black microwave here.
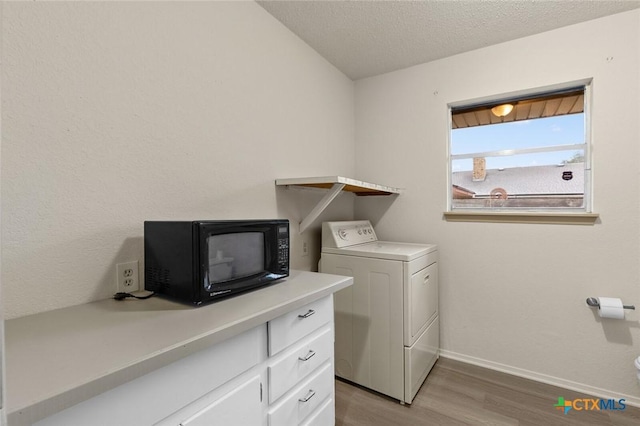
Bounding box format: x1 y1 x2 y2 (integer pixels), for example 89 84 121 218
144 220 289 305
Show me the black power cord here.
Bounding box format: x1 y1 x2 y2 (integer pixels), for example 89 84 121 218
113 291 155 301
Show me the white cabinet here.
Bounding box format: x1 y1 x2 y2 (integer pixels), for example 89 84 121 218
35 295 337 426
268 295 333 356
178 374 263 426
266 296 335 426
36 326 267 426
8 271 352 426
268 327 333 403
165 295 336 426
267 362 333 426
300 397 334 426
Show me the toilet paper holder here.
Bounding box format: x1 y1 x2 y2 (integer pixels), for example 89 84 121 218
586 297 635 310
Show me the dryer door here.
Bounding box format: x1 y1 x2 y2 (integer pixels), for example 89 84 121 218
407 262 438 346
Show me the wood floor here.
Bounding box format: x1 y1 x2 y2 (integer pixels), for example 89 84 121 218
335 358 640 425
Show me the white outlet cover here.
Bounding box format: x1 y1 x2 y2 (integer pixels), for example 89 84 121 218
116 260 140 293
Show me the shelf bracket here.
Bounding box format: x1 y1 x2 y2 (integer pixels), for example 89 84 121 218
276 176 402 233
299 183 345 233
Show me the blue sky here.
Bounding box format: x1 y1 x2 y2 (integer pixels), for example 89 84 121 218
451 114 585 172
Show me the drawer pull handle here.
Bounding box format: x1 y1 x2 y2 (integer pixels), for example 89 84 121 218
298 350 316 362
424 275 430 283
298 389 316 403
298 309 315 319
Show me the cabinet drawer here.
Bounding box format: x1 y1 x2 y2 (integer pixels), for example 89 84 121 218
179 374 262 426
268 362 334 426
268 296 333 356
300 397 334 426
269 326 333 404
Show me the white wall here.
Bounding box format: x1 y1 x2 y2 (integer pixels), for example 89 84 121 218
1 1 355 319
355 11 640 403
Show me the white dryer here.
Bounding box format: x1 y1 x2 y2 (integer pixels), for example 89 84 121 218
319 220 439 404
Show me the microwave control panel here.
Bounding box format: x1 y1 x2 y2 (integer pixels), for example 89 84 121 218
278 224 289 269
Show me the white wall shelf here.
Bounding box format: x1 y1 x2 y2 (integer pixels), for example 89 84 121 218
275 176 402 233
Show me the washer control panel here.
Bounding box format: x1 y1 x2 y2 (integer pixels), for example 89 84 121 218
322 220 377 248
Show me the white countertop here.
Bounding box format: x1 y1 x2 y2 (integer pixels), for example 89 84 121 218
5 270 352 425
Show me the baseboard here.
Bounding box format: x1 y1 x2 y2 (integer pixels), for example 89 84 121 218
439 349 640 408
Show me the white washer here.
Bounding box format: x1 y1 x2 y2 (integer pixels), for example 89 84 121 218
319 220 439 404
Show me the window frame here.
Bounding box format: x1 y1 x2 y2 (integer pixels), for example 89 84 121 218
444 81 598 225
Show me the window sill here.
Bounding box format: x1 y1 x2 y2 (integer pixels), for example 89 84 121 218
443 211 599 225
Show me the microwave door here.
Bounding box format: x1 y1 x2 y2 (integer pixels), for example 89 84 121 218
205 232 265 285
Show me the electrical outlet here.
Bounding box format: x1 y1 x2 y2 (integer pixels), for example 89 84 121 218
301 240 309 257
116 261 140 293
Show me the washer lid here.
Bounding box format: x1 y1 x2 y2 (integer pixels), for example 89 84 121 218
322 241 437 261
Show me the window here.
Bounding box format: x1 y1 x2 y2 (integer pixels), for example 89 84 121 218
447 84 595 222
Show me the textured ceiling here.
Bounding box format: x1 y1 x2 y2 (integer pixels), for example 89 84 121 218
257 0 640 80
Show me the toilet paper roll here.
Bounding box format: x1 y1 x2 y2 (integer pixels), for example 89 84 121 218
597 297 625 319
